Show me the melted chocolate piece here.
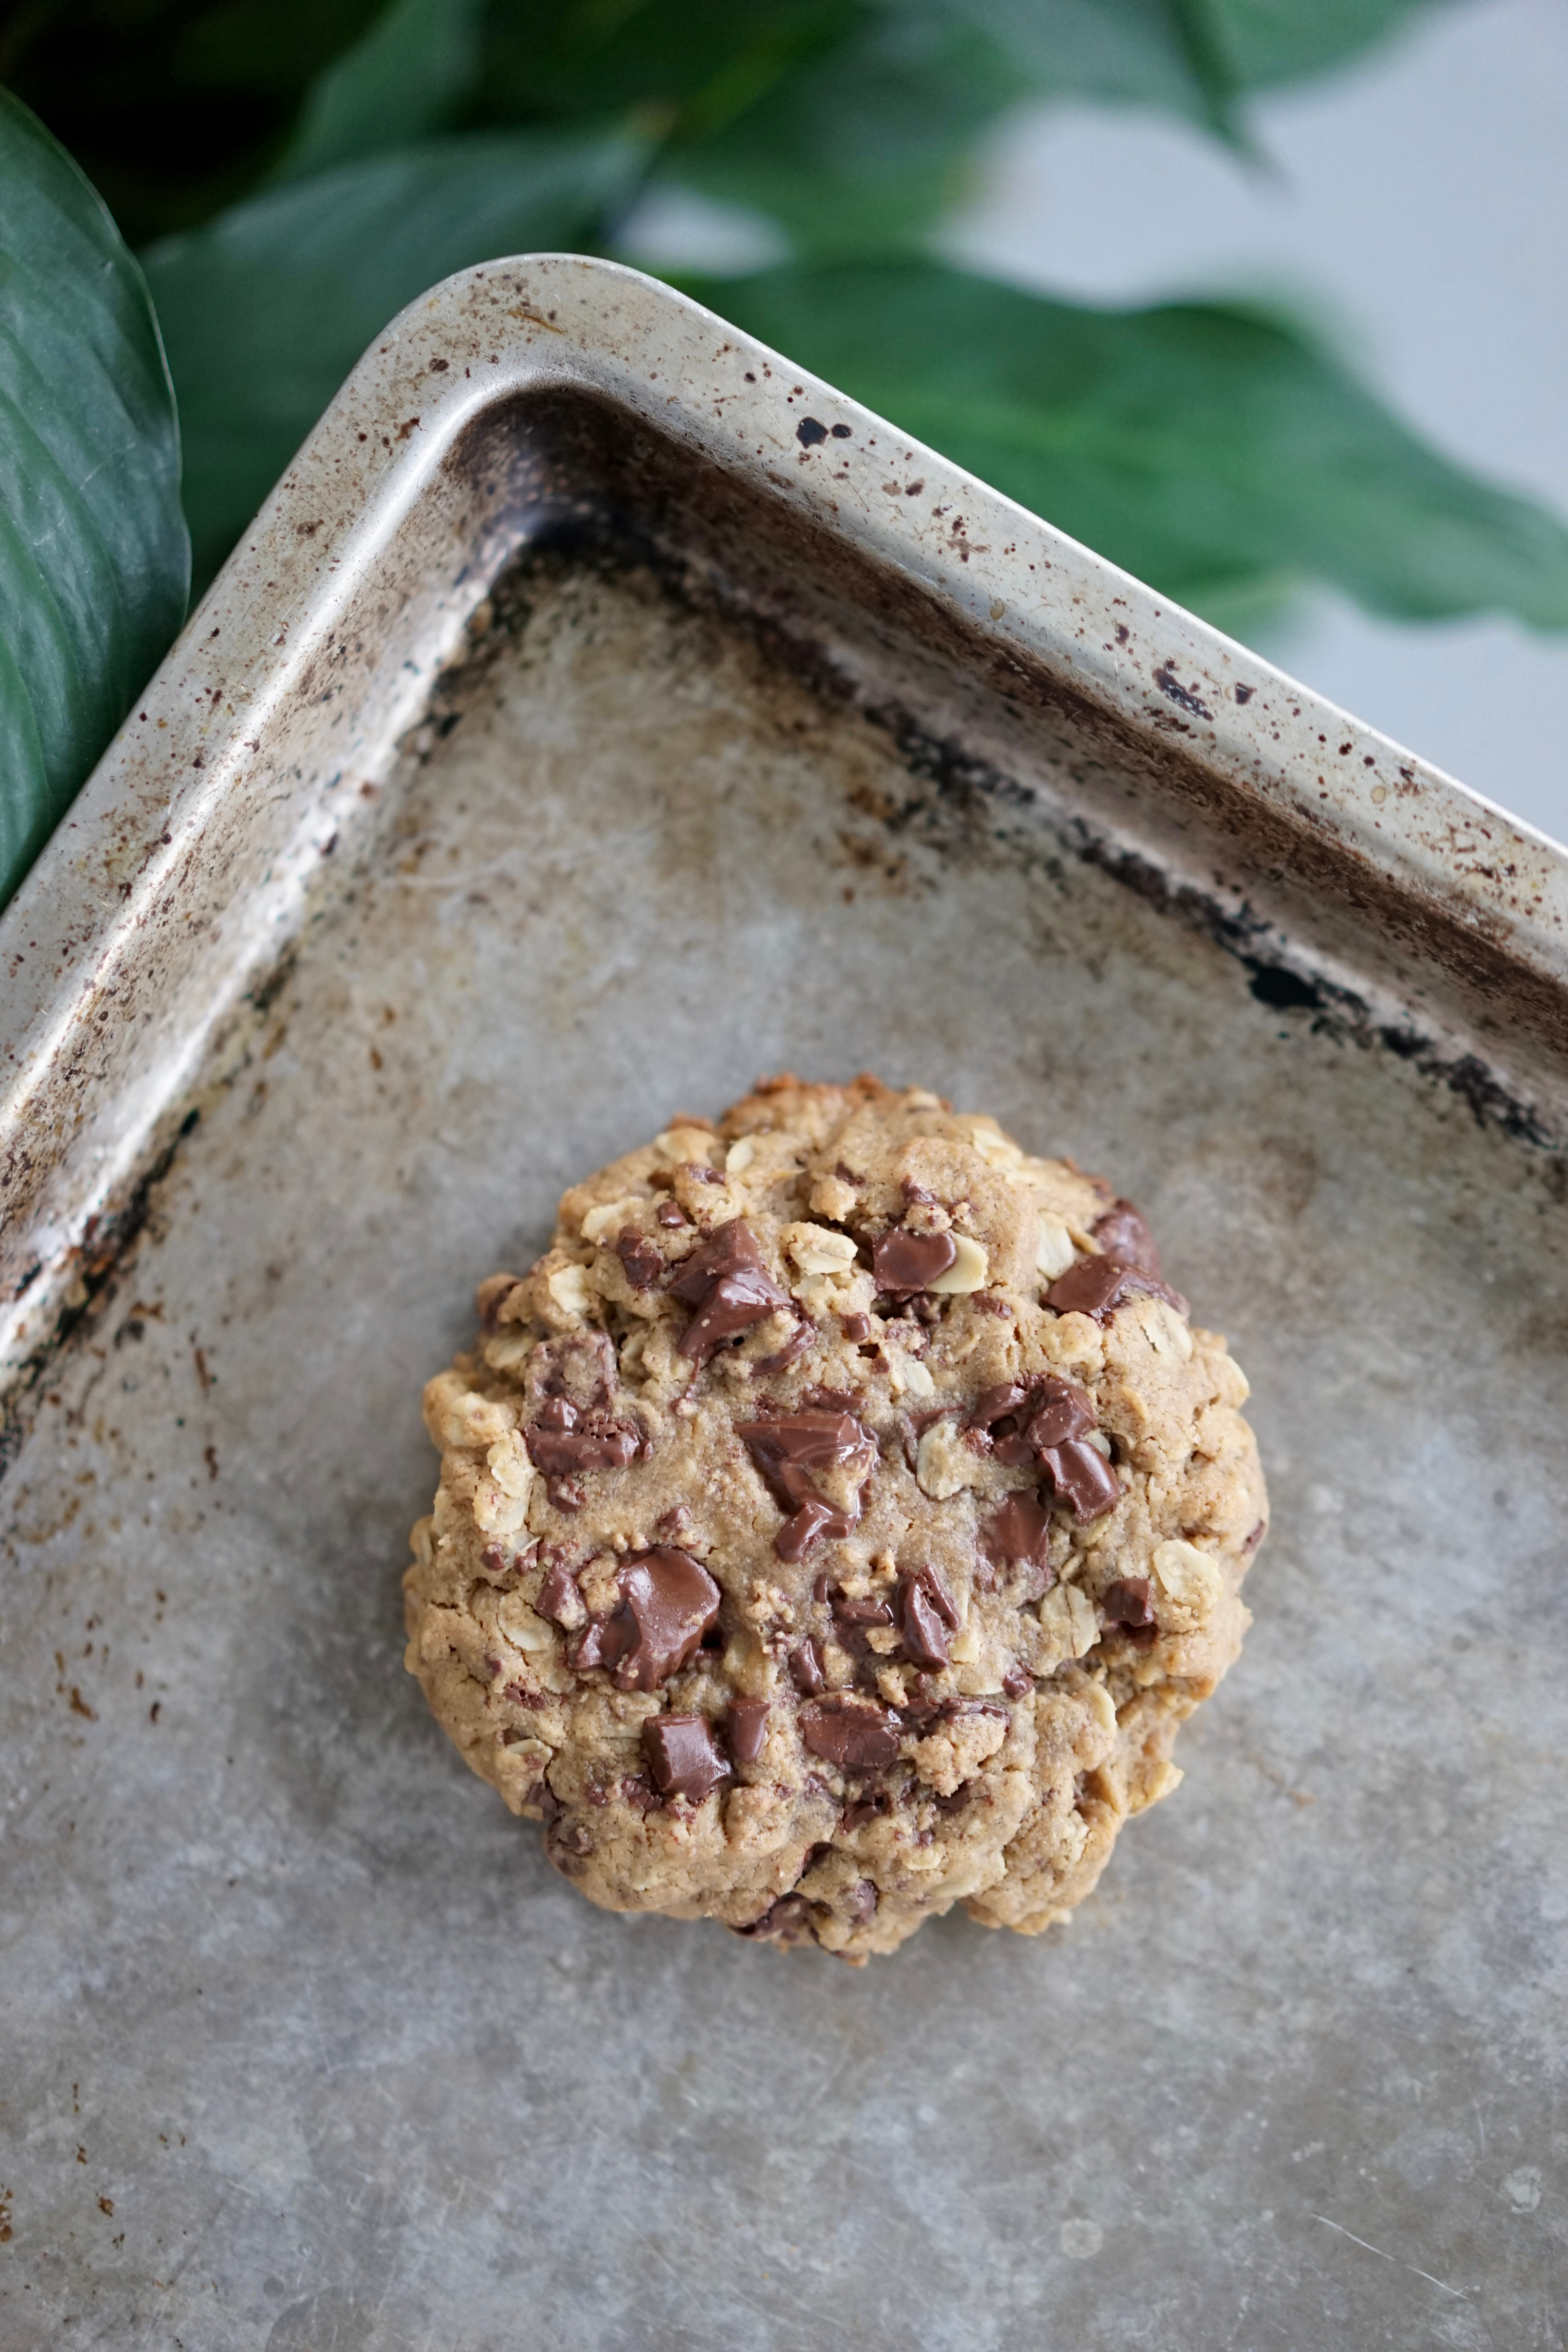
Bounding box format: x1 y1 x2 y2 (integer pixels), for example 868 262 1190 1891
841 1791 888 1831
672 1221 789 1361
970 1379 1031 1427
833 1590 893 1628
573 1548 721 1690
525 1395 640 1477
1001 1664 1033 1700
789 1637 826 1696
535 1556 583 1626
754 1316 814 1375
839 1312 872 1342
800 1697 903 1771
656 1199 688 1230
1091 1198 1162 1276
895 1566 961 1669
737 1405 871 1560
615 1226 664 1290
846 1878 878 1923
933 1780 976 1815
1038 1436 1120 1523
871 1227 958 1294
669 1218 768 1302
980 1491 1053 1573
726 1698 770 1764
642 1713 730 1803
1102 1575 1158 1633
732 1893 815 1944
777 1500 850 1559
1045 1255 1186 1321
1023 1377 1095 1451
737 1407 869 1484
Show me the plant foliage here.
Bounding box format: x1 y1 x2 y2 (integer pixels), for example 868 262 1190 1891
0 92 189 907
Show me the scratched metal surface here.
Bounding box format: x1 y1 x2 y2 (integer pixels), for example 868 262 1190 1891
2 547 1564 2350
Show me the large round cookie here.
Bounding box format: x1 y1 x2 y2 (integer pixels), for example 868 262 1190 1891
405 1076 1267 1961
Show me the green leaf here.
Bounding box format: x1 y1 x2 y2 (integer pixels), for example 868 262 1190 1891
1207 0 1440 92
143 129 644 588
685 261 1568 631
0 92 190 909
276 0 491 180
659 8 1019 257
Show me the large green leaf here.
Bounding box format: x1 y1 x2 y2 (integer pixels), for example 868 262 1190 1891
276 0 491 180
143 129 644 588
0 92 190 909
688 261 1568 630
659 8 1019 257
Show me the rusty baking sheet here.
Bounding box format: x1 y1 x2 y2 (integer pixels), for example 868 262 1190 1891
0 258 1564 2348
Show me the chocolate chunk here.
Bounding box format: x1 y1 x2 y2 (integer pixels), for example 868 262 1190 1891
535 1555 584 1627
846 1878 878 1923
726 1698 770 1763
737 1406 871 1558
838 1312 872 1342
834 1162 862 1185
1243 1519 1268 1555
620 1774 661 1814
656 1200 687 1229
525 1395 640 1477
574 1548 721 1690
800 1697 903 1771
672 1221 788 1361
1102 1575 1158 1635
754 1316 814 1375
833 1590 894 1628
933 1781 976 1815
615 1226 664 1290
737 1406 870 1483
1001 1664 1033 1699
776 1500 849 1559
1038 1436 1120 1523
980 1491 1053 1573
871 1227 958 1294
732 1893 815 1944
1045 1255 1186 1321
669 1217 769 1302
895 1565 960 1668
970 1379 1031 1428
642 1713 730 1803
1092 1198 1162 1276
841 1792 888 1831
1022 1377 1095 1451
789 1637 826 1695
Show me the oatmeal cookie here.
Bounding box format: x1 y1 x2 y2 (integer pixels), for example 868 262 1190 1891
404 1076 1267 1960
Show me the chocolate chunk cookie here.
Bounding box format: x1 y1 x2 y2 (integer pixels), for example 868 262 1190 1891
404 1076 1267 1961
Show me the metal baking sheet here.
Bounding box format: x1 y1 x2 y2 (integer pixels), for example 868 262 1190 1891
2 258 1564 2349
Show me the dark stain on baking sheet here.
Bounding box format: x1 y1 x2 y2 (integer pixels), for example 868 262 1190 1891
435 389 1567 1131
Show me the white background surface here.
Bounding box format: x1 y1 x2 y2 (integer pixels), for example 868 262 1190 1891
946 0 1568 845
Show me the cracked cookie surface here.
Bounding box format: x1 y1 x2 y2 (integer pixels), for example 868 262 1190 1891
404 1075 1267 1960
